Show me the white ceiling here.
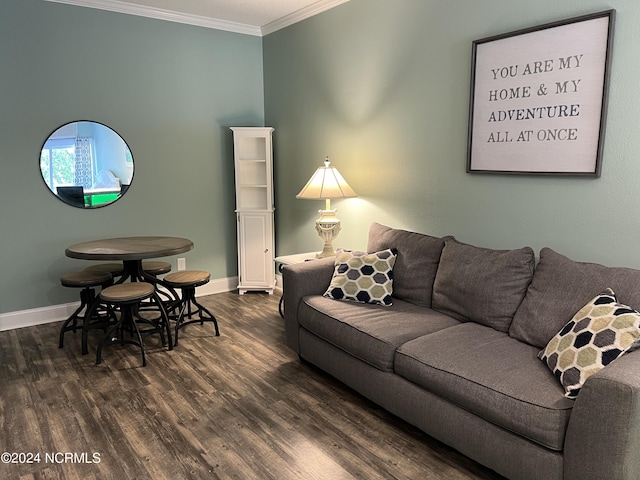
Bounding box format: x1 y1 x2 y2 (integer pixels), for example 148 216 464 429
45 0 350 36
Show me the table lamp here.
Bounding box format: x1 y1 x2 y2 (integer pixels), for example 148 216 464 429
296 157 357 258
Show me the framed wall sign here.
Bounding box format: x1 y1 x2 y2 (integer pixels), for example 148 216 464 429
467 10 615 176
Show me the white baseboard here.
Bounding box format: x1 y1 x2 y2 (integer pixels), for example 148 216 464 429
194 276 238 297
0 276 238 332
0 302 82 332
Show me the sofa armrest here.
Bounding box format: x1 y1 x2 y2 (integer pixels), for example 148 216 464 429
282 256 335 353
564 349 640 480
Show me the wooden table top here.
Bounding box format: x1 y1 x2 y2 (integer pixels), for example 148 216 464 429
65 236 193 261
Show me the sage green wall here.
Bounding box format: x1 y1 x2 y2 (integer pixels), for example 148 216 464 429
265 0 640 270
0 0 264 314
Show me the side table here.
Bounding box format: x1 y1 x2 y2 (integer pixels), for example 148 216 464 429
275 252 318 318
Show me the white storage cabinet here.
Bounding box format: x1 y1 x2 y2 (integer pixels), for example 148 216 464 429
231 127 275 294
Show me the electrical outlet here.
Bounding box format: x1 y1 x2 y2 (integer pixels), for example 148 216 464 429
177 258 186 271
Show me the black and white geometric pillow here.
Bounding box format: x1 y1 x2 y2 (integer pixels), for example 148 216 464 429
324 248 397 306
539 288 640 399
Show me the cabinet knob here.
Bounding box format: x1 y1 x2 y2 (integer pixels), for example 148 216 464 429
264 249 269 253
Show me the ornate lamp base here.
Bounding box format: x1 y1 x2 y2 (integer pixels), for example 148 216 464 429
315 209 342 258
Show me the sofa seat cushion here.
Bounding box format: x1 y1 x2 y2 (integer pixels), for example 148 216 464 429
395 323 574 450
298 295 460 372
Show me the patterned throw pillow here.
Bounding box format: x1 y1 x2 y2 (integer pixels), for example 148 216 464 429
324 248 397 306
538 288 640 399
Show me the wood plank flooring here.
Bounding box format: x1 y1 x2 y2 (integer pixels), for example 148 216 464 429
0 292 505 480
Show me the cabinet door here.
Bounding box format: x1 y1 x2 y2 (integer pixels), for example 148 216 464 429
237 212 274 293
231 127 274 212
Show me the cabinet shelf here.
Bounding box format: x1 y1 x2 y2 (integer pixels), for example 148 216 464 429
235 208 275 213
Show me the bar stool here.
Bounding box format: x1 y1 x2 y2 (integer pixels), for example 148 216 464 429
93 282 172 367
142 261 171 277
164 270 220 346
141 260 174 305
83 263 125 280
59 270 113 348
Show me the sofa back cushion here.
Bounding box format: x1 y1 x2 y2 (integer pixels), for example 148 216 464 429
366 223 447 307
432 239 535 332
510 247 640 348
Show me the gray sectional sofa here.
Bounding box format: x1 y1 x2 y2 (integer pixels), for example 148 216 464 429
282 222 640 480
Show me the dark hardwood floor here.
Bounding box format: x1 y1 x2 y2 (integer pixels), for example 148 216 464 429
0 291 505 480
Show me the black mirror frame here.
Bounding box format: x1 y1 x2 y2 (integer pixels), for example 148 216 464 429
39 120 134 209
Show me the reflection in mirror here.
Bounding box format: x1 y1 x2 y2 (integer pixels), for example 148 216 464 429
40 121 134 208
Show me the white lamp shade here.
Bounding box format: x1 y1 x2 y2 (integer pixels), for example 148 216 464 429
296 158 357 200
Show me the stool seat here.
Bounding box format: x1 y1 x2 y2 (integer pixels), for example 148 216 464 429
84 263 125 277
61 271 112 288
101 282 155 303
142 261 171 276
164 270 210 288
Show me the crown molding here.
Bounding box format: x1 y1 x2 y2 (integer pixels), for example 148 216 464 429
261 0 350 36
44 0 349 37
44 0 262 36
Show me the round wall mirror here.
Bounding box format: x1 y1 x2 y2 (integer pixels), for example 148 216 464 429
39 121 134 208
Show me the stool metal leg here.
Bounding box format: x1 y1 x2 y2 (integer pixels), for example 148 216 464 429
95 289 171 366
154 291 173 351
173 287 220 346
59 287 95 348
81 294 101 355
96 305 147 367
80 296 116 355
132 292 173 351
